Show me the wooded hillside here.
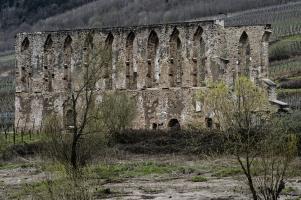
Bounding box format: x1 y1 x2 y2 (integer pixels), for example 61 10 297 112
0 0 299 52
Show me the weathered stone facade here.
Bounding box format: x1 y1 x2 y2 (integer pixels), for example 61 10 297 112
15 20 272 131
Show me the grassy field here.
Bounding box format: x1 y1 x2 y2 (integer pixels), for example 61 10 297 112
1 152 301 200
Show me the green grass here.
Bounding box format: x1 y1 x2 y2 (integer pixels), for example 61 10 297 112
0 160 178 199
139 187 165 194
282 34 301 42
191 175 208 182
270 57 301 79
0 132 45 156
7 178 76 200
40 162 67 176
212 166 242 178
92 161 179 180
277 88 301 109
0 163 21 170
269 37 301 61
283 186 297 194
286 76 301 81
278 88 301 95
1 132 45 145
0 162 36 171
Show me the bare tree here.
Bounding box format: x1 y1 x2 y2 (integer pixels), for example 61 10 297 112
43 46 110 172
198 76 298 200
43 44 137 172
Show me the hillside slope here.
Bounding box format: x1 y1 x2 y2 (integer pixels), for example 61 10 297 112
0 0 95 51
0 0 300 52
0 0 95 28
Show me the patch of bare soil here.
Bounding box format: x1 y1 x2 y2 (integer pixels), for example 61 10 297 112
103 176 249 200
105 177 301 200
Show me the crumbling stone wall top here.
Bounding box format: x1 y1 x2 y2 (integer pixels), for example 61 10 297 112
15 20 272 131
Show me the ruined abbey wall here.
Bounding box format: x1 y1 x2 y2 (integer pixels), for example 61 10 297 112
15 20 272 130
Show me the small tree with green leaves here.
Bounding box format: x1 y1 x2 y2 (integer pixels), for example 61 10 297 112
198 76 298 200
97 92 137 140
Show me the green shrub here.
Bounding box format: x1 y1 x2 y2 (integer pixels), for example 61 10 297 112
191 176 208 182
115 129 226 155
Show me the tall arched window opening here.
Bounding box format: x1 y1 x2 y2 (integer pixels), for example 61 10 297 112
83 33 93 66
146 31 159 88
169 28 182 87
238 32 251 77
192 27 206 87
63 35 72 90
104 33 114 90
126 32 136 89
21 37 31 92
44 35 54 92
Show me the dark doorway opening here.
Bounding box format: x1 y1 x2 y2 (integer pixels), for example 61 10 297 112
168 119 181 130
152 123 158 130
205 117 213 128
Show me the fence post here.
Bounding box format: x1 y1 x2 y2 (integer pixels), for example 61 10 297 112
4 126 7 141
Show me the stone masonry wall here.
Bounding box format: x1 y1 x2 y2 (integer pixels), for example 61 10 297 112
15 20 272 131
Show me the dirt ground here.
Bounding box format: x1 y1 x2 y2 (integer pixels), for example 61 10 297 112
1 155 301 200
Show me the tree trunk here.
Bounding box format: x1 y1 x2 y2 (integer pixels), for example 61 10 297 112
247 174 258 200
71 132 79 170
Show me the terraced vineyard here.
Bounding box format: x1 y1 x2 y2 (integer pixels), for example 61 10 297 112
226 2 301 110
269 35 301 110
269 35 301 61
270 58 301 79
225 2 301 39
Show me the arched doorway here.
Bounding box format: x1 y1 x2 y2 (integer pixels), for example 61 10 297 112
168 118 181 130
205 117 213 129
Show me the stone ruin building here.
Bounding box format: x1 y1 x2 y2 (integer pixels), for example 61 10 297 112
15 19 283 131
